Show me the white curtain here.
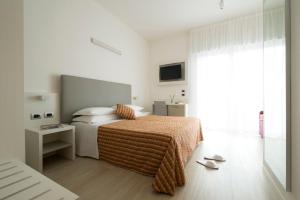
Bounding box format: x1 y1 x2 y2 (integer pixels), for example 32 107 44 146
263 7 286 139
263 6 286 187
188 13 264 134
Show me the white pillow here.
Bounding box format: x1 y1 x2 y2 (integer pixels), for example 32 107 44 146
73 107 115 116
135 111 150 117
112 104 144 111
72 115 119 124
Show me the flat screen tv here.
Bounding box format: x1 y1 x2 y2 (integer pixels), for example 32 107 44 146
159 62 185 82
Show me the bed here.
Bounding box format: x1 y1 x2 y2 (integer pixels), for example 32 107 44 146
61 75 203 195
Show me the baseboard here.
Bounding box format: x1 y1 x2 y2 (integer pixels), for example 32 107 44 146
263 163 295 200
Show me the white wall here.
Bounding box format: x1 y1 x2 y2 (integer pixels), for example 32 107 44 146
291 0 300 199
149 32 189 105
0 0 24 161
24 0 151 118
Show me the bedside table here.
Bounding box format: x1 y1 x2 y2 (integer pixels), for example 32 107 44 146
25 124 75 172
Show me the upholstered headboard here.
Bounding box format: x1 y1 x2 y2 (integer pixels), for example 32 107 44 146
61 75 131 123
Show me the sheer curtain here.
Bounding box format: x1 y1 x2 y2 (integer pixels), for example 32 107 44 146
263 7 287 186
263 7 286 139
188 13 264 134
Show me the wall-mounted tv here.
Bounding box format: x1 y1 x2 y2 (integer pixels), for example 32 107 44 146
159 62 185 82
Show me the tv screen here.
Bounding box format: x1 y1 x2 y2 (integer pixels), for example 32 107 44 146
159 63 183 81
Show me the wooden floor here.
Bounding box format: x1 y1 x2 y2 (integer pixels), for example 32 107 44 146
44 132 282 200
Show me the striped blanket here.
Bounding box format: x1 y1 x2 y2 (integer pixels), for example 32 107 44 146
98 115 203 195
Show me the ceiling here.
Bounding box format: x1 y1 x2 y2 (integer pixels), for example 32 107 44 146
97 0 263 40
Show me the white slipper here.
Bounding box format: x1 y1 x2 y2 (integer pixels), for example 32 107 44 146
196 160 219 170
204 154 226 162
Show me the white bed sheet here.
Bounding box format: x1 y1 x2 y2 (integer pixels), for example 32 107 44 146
71 120 122 159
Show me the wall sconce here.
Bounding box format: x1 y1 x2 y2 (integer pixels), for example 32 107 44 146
91 37 122 55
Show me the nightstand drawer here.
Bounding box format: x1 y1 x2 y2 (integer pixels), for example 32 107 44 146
168 105 184 110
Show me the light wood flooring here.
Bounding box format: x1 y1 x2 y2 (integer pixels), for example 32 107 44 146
43 132 282 200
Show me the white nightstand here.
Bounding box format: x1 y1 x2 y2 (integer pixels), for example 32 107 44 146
25 124 75 172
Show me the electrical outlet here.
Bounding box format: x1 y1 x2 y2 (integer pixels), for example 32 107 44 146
44 112 54 118
31 113 41 120
181 89 186 96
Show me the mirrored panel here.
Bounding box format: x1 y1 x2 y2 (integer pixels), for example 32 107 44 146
263 0 290 190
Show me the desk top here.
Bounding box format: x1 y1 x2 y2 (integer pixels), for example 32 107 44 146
166 103 187 106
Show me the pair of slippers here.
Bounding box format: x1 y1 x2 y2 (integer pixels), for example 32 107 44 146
196 155 226 170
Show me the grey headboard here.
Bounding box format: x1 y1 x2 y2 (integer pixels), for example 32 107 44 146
61 75 131 123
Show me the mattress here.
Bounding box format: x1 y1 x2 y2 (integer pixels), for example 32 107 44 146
98 115 203 195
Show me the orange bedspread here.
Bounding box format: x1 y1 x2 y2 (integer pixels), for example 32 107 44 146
97 115 203 195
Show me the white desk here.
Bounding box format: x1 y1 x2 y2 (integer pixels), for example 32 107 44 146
167 104 188 117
